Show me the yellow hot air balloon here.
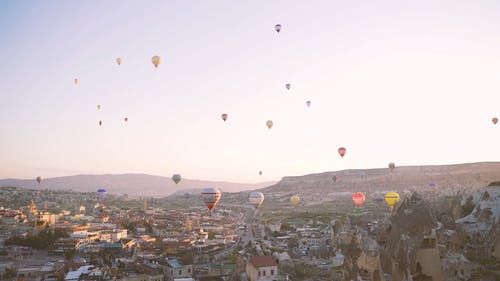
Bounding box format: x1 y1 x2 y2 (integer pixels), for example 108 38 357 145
151 56 161 68
116 57 122 65
266 120 273 129
290 195 300 206
74 78 79 85
385 192 400 209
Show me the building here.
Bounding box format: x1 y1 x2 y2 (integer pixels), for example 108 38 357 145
164 259 193 281
246 256 279 281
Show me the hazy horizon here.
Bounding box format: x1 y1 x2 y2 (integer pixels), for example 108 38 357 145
1 1 499 182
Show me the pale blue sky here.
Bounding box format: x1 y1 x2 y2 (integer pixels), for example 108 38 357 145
1 1 499 182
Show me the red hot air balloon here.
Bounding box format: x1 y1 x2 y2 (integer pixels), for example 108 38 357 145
201 187 221 215
221 113 228 122
493 117 498 125
338 147 346 158
99 121 102 126
352 192 365 207
124 117 128 122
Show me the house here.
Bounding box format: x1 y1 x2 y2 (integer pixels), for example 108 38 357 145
246 256 279 281
164 259 193 281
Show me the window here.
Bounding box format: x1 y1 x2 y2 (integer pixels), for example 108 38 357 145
263 270 266 276
271 269 275 275
179 270 182 275
258 271 261 277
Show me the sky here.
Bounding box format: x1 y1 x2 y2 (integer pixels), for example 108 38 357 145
0 0 499 183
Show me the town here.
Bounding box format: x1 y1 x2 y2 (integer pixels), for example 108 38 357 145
0 179 498 281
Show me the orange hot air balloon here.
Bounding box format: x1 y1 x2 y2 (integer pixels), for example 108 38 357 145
338 147 346 158
151 56 161 68
221 113 228 122
266 120 273 129
493 117 498 125
352 192 365 207
74 78 79 85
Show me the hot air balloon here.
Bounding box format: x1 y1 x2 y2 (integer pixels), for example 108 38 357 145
74 78 79 85
185 192 192 199
98 120 102 126
151 56 161 68
332 175 338 183
97 105 101 110
97 188 107 200
221 113 228 122
36 177 42 184
374 198 385 203
306 101 311 107
249 191 265 208
172 174 182 185
124 117 128 122
493 117 498 125
385 192 400 209
201 187 221 214
275 24 282 33
388 162 396 172
116 57 122 65
338 147 346 158
290 195 300 206
285 83 291 90
266 120 273 129
428 182 438 189
259 171 262 176
352 192 365 207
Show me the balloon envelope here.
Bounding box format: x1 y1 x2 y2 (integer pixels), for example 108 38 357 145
285 83 291 90
98 121 102 126
259 171 262 176
388 162 396 171
385 192 400 209
352 192 365 207
74 78 79 85
124 117 128 122
185 192 192 199
97 105 101 110
201 187 221 211
493 117 498 125
249 191 265 208
306 101 311 107
332 175 338 183
97 188 107 199
152 56 161 68
290 195 300 206
266 120 273 129
36 177 42 184
116 58 122 65
275 24 282 33
338 147 346 158
172 174 182 184
221 113 228 122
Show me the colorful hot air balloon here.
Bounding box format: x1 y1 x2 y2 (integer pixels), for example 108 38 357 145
201 187 221 213
36 176 42 184
97 188 107 200
306 101 311 107
151 56 161 68
493 117 498 125
388 162 396 172
338 147 346 158
249 191 265 208
385 192 400 209
332 175 338 183
275 24 282 33
290 195 300 206
172 174 182 185
266 120 273 129
221 113 228 122
285 83 291 90
74 78 79 85
97 105 101 110
352 192 365 207
116 57 122 65
98 120 102 126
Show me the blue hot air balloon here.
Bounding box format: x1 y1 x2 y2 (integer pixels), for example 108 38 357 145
97 188 107 200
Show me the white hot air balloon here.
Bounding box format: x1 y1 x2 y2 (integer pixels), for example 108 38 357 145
201 187 221 215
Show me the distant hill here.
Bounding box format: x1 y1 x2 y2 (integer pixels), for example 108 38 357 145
260 162 500 195
0 174 276 198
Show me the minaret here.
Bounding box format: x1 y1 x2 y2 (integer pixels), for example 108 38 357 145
144 198 147 211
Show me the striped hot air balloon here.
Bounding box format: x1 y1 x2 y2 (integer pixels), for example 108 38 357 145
201 187 221 214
